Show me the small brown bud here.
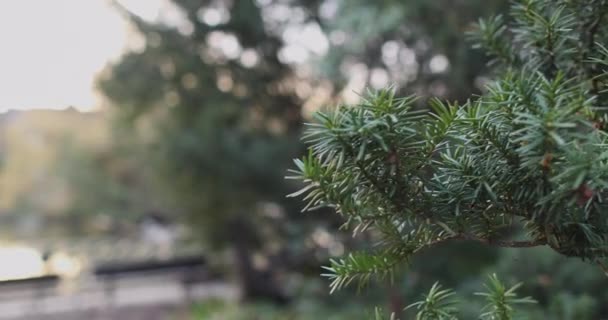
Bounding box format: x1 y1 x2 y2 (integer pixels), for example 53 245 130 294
593 121 603 130
540 153 553 168
577 183 594 207
387 151 398 164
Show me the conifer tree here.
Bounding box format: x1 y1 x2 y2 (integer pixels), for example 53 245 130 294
290 0 608 303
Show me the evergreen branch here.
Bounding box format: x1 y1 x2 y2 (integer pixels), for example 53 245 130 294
322 251 405 294
290 1 608 297
417 233 547 251
582 3 607 94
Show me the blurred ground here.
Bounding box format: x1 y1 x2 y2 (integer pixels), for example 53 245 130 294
0 276 236 320
25 304 186 320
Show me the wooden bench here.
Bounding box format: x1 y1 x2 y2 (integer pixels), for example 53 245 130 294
93 256 212 305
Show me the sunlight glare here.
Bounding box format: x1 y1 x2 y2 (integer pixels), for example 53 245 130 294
0 247 45 281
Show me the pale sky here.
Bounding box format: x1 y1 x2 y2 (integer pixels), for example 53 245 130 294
0 0 162 112
0 0 331 112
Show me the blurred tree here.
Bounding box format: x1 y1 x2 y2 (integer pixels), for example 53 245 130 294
316 0 507 102
98 0 318 303
0 110 109 217
53 132 165 224
492 247 608 319
0 109 165 241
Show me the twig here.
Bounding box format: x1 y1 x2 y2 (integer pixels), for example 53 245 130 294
598 261 608 277
417 233 547 253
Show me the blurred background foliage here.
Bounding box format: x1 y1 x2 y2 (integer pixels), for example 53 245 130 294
317 0 507 102
0 0 606 319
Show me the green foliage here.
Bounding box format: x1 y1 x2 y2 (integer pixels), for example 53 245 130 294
289 0 608 295
405 282 458 320
322 251 402 294
373 307 397 320
404 275 534 320
191 298 377 320
371 275 536 320
476 274 536 320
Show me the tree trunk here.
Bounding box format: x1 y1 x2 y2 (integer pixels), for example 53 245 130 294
230 220 289 305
